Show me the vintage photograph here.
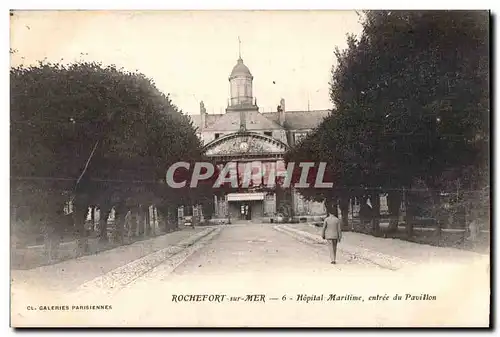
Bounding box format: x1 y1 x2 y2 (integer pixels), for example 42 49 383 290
10 10 490 327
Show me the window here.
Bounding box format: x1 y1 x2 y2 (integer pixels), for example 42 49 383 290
264 131 272 137
64 200 73 215
215 133 221 139
184 206 193 217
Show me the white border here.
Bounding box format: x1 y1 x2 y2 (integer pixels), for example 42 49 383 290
2 1 497 335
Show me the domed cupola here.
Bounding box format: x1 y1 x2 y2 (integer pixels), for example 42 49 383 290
228 56 254 107
230 57 253 79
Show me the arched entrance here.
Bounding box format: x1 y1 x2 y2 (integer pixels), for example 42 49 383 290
202 132 289 222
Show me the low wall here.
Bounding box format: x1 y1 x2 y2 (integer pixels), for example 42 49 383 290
293 215 326 223
10 229 171 270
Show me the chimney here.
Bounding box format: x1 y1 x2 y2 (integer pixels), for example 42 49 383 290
278 98 286 126
200 101 207 129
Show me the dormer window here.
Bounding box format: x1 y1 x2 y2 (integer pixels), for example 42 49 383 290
264 131 272 137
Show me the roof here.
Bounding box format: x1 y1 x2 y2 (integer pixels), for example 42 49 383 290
230 58 252 78
187 109 331 132
263 110 332 130
204 110 283 132
188 114 223 130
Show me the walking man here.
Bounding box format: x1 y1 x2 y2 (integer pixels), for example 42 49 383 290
321 212 342 264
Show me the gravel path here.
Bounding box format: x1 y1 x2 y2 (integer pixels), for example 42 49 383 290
287 223 489 266
11 223 490 327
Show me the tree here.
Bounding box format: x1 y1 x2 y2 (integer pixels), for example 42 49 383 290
286 11 489 237
331 11 488 234
284 116 349 227
11 61 206 254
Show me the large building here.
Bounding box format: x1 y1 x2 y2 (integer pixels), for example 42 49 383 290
187 55 331 222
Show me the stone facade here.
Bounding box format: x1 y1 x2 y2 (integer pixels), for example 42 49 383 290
185 56 333 222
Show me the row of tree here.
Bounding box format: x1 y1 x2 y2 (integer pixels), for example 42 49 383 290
285 11 489 236
10 61 212 253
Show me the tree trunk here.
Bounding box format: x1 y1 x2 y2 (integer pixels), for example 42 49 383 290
11 205 20 248
156 205 166 232
90 206 96 232
359 195 370 229
350 197 355 226
201 198 214 221
142 205 151 237
430 189 442 237
149 206 156 236
130 206 138 238
73 203 89 255
167 204 178 231
43 213 61 262
162 207 169 232
155 207 161 233
387 190 402 233
405 192 414 238
339 194 349 230
137 208 144 237
405 214 414 238
113 203 127 245
371 193 381 235
124 210 132 243
424 177 444 238
97 205 111 243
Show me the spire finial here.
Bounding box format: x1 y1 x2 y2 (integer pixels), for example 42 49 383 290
238 36 241 59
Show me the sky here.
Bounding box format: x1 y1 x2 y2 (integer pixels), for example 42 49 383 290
10 10 364 115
